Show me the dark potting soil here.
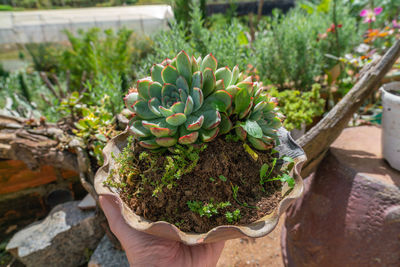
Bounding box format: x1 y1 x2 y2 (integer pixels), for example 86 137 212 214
118 138 283 233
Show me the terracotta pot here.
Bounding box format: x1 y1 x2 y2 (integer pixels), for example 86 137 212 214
95 128 306 245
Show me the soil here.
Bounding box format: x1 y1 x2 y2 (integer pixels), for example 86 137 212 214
117 137 284 233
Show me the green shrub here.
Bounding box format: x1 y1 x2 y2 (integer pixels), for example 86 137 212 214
270 84 325 131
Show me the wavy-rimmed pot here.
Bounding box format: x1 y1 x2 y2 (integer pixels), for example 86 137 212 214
95 128 306 245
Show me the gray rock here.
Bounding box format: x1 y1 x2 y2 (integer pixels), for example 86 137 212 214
6 201 105 267
88 235 129 267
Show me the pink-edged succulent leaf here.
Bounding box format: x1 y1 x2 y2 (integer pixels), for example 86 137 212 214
204 90 232 112
237 81 254 95
151 64 164 84
248 136 271 151
225 85 240 99
219 113 233 134
137 79 151 100
200 127 219 142
139 139 160 149
161 64 179 84
185 115 204 130
129 120 151 138
191 87 204 112
166 113 187 126
176 76 189 94
161 83 178 105
124 92 139 112
215 67 232 88
170 101 185 114
176 51 192 84
148 97 162 117
155 137 177 147
158 106 174 117
239 98 253 119
202 68 216 97
191 71 203 90
148 82 162 100
184 95 194 115
178 131 199 145
200 53 217 73
230 65 239 86
235 125 247 141
215 80 225 90
179 89 188 103
235 87 251 115
133 99 159 119
202 110 221 129
191 55 199 73
150 127 176 137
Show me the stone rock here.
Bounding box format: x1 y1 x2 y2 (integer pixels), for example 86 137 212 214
6 201 105 267
88 234 129 267
281 126 400 267
78 194 96 210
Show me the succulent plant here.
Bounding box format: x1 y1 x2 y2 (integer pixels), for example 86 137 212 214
124 50 282 150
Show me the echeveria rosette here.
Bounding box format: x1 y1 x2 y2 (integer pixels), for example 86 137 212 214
124 51 233 149
227 80 283 151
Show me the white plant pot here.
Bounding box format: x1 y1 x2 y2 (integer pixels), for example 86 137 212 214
380 82 400 171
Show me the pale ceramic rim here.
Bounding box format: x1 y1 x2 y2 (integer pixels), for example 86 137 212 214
95 130 307 245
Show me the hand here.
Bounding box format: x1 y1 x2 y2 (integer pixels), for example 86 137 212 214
99 196 225 267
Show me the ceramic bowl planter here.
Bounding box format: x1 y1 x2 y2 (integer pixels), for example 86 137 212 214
380 82 400 171
95 128 306 245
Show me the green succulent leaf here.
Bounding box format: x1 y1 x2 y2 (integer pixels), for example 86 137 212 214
129 120 151 138
215 67 232 88
248 136 270 150
202 110 221 129
158 106 174 117
235 87 251 115
219 113 233 134
176 76 190 94
139 138 160 149
124 92 139 111
176 51 192 84
184 95 194 115
148 97 162 117
151 64 164 84
191 55 199 73
230 65 239 85
137 79 151 100
133 99 159 119
192 71 203 90
170 101 185 114
202 68 216 97
200 127 219 142
200 53 217 72
166 113 187 126
162 64 179 84
204 90 232 112
235 125 247 141
185 115 204 130
148 82 162 100
240 120 263 138
178 130 199 144
191 87 204 112
155 137 177 147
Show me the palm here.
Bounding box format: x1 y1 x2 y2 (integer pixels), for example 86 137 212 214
100 196 225 267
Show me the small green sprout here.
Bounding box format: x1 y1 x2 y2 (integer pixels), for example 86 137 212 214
225 209 241 223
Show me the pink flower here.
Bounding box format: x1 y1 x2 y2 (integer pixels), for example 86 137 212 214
393 20 400 29
360 7 383 23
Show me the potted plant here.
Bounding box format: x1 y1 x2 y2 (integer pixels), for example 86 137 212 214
380 81 400 171
95 51 306 244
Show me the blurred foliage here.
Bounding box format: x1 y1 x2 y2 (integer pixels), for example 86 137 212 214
23 43 64 73
61 27 153 90
271 84 326 131
0 70 60 120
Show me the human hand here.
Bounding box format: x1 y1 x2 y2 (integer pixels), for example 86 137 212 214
99 196 225 267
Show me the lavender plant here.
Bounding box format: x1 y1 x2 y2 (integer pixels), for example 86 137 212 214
125 51 283 150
